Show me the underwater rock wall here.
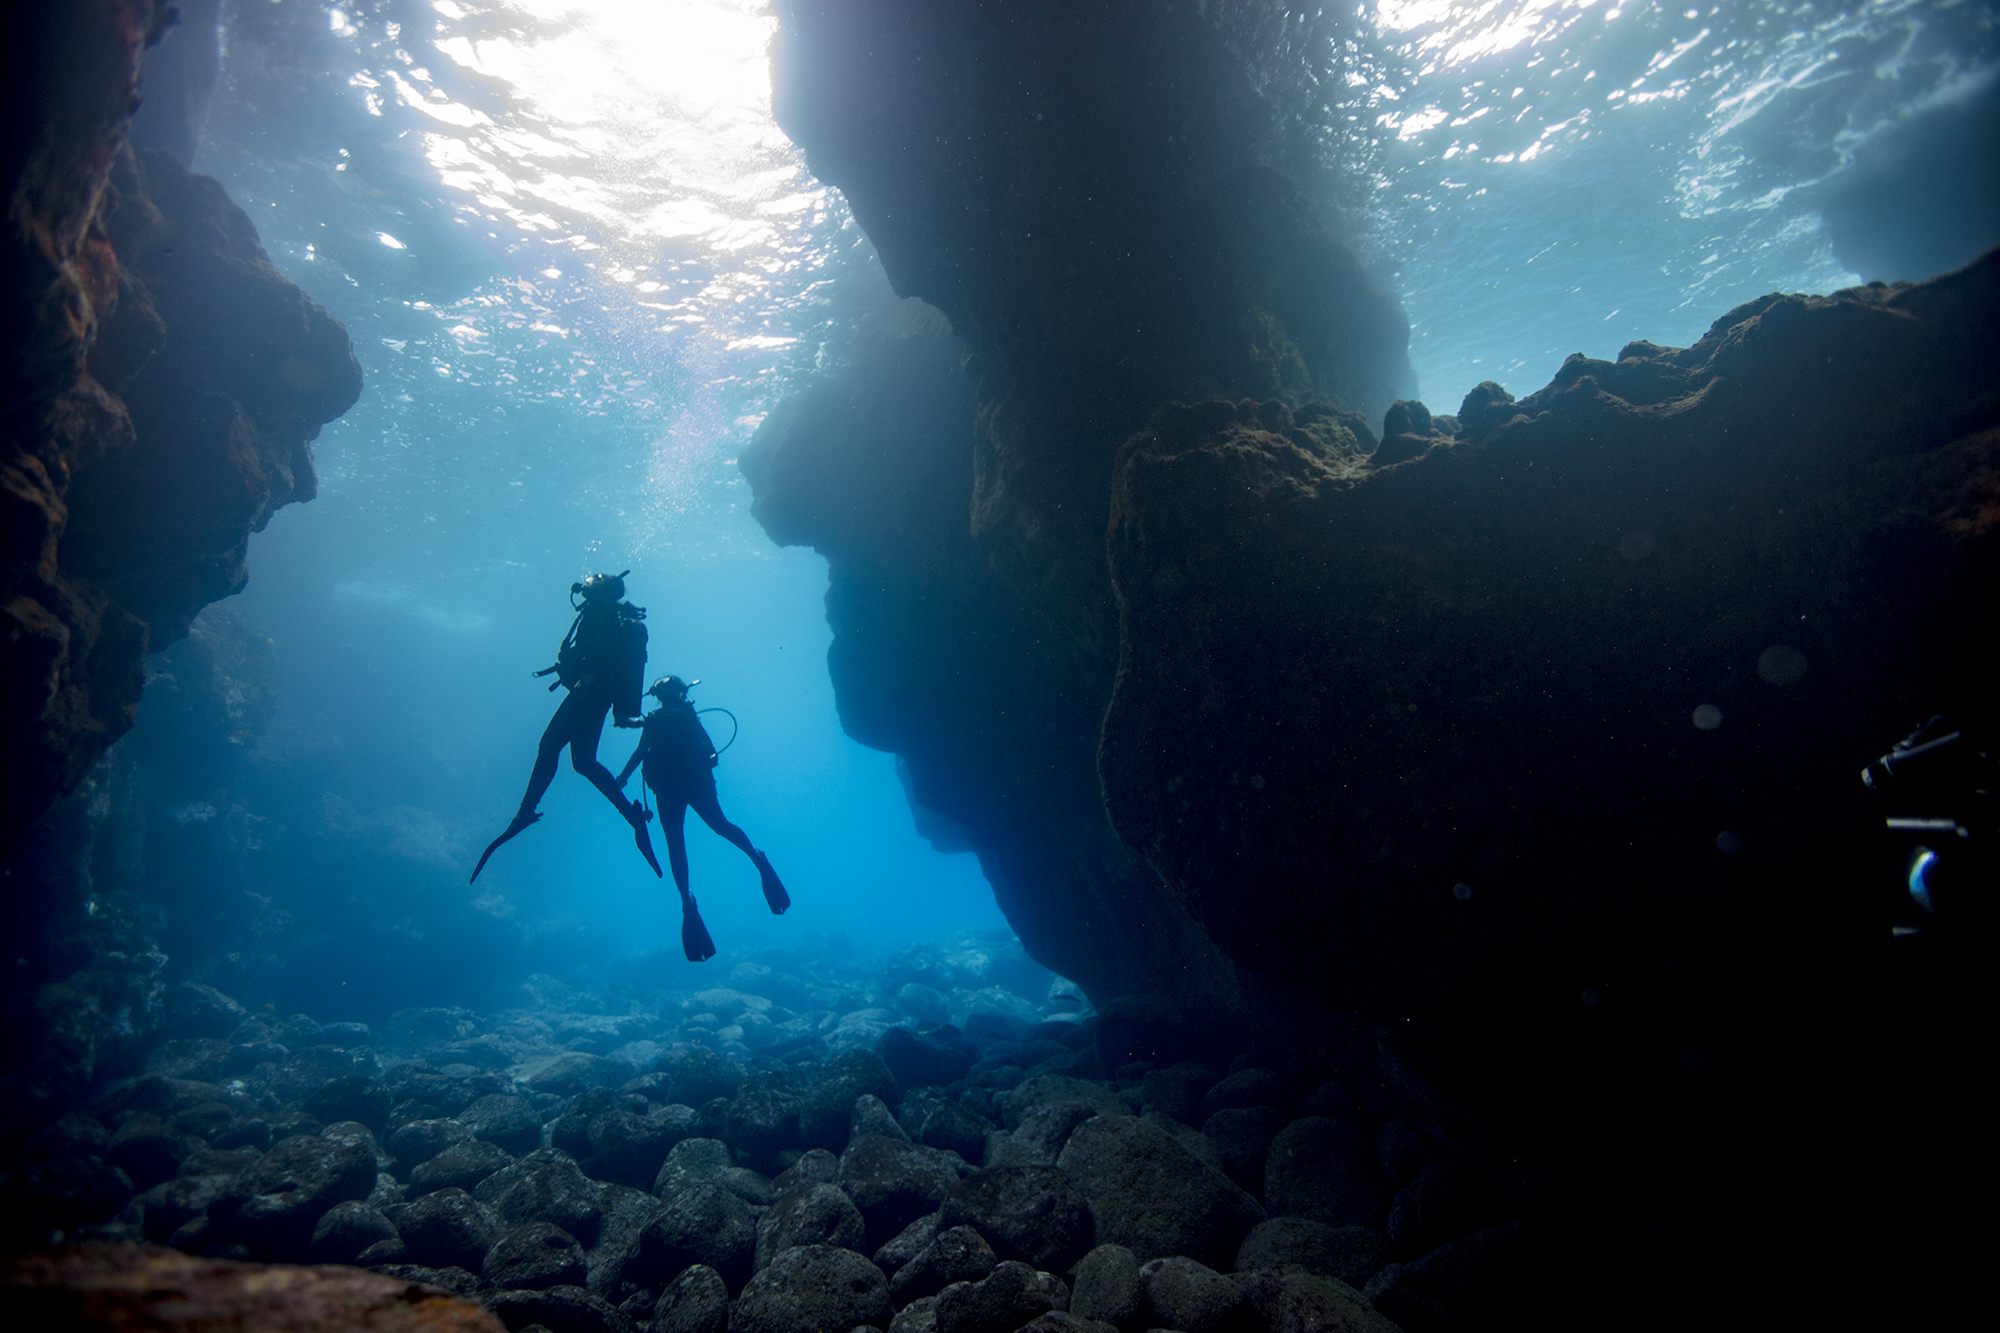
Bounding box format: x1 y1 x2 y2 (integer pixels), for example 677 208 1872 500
1102 256 1998 1175
757 0 1410 1039
1 0 360 862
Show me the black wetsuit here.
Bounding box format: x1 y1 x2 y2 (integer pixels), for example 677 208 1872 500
471 595 657 883
517 601 646 817
619 699 759 896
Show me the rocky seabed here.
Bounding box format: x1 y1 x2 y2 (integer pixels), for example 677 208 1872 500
0 936 1516 1332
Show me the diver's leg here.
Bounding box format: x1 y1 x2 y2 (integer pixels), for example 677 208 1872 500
661 796 691 896
660 795 714 961
472 698 572 881
518 696 579 812
690 783 788 914
568 695 660 876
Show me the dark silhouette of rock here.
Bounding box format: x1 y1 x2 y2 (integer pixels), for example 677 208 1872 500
1056 1117 1264 1269
485 1283 635 1333
732 1244 894 1333
623 1183 755 1293
756 1181 868 1273
839 1135 969 1252
1138 1257 1247 1333
1067 1244 1142 1327
652 1264 729 1333
1261 1119 1385 1229
413 1141 517 1198
937 1166 1092 1274
1233 1218 1384 1289
484 1222 588 1292
208 1131 376 1261
394 1187 499 1272
2 4 359 857
933 1261 1068 1333
889 1224 997 1303
456 1095 544 1157
310 1199 399 1266
473 1151 606 1248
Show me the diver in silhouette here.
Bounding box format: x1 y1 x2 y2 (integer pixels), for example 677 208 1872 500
620 676 788 961
471 571 661 883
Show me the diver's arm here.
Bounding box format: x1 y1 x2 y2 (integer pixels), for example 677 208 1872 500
617 731 648 785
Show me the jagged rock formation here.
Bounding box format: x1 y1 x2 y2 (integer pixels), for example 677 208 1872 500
2 1 360 861
755 0 1409 1044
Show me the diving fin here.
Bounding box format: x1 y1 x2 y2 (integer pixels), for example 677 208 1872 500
753 850 790 915
471 810 541 883
627 803 663 878
681 895 717 963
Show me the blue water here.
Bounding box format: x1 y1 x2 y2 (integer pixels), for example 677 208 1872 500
156 0 1995 1015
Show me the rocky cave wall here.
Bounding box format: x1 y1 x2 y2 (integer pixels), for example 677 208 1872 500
750 0 1998 1281
751 0 1410 1054
2 1 361 1124
2 0 360 863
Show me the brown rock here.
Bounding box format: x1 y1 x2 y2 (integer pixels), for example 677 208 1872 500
0 1241 503 1330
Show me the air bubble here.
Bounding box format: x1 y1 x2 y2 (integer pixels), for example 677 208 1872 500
1452 882 1474 901
1715 830 1743 854
1692 704 1722 730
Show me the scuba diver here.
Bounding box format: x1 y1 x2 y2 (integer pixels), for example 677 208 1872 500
471 571 661 883
620 676 789 962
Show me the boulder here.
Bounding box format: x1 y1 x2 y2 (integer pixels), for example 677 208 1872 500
652 1137 773 1206
310 1199 399 1265
879 1028 976 1091
390 1119 474 1170
1200 1070 1287 1121
456 1095 545 1157
839 1136 970 1250
1202 1108 1281 1197
988 1103 1101 1169
1139 1256 1247 1333
412 1140 516 1196
801 1051 900 1150
1360 1220 1530 1331
588 1104 696 1188
1135 1068 1220 1126
917 1104 992 1165
1234 1217 1384 1288
659 1050 746 1108
303 1075 392 1134
209 1131 377 1260
139 1173 234 1243
1262 1119 1384 1228
1068 1244 1141 1326
1056 1117 1263 1268
852 1095 910 1145
889 1224 997 1303
773 1148 841 1193
934 1261 1068 1333
731 1244 895 1333
623 1184 755 1291
485 1283 636 1333
998 1078 1125 1132
727 1071 805 1163
756 1182 868 1271
873 1211 942 1273
395 1187 498 1272
475 1151 606 1248
938 1166 1093 1272
652 1263 729 1333
0 1245 499 1330
483 1222 588 1291
1235 1269 1401 1333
